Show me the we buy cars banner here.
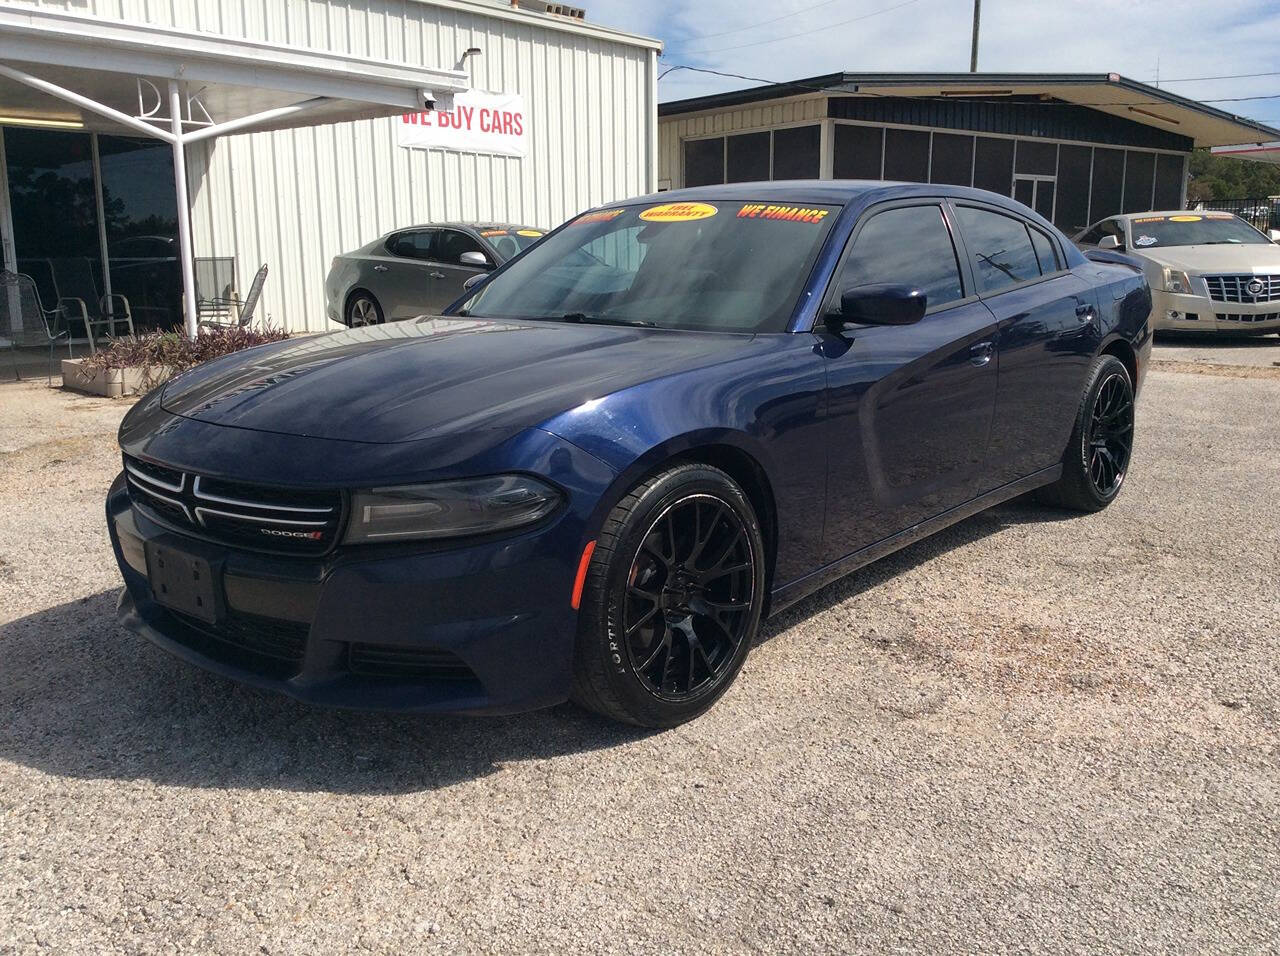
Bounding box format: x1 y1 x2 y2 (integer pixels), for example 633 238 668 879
396 91 528 158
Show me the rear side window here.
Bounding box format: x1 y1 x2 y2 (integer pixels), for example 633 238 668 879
388 230 435 260
1029 227 1061 274
955 206 1040 293
838 204 964 310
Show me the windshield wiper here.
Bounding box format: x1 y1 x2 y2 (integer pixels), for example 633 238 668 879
559 312 656 328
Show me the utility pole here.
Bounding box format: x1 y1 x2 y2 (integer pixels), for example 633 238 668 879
969 0 981 72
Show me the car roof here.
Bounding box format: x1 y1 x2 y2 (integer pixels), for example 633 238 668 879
389 221 539 235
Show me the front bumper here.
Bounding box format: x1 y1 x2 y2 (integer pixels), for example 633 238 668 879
1151 289 1280 334
107 469 593 715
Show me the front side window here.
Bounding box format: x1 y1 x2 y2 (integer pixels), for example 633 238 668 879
459 200 840 332
837 205 964 310
955 206 1041 293
436 230 489 266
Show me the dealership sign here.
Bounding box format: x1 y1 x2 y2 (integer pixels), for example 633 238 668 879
397 91 527 158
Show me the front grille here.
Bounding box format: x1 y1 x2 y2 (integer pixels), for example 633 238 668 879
1203 274 1280 303
1217 311 1280 323
124 455 343 555
166 610 310 680
348 643 479 683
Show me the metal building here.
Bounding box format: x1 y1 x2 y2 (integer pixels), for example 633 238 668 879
659 73 1280 236
0 0 660 333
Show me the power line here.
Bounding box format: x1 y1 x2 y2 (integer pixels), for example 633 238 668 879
676 0 848 43
672 0 922 56
1155 70 1280 84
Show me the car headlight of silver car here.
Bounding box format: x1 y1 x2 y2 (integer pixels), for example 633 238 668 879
343 475 562 544
1162 267 1198 295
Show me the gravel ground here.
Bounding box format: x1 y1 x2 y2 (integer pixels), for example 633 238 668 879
1151 331 1280 369
1 366 1278 954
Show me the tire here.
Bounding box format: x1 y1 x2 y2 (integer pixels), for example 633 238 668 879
1038 354 1135 512
571 463 767 728
345 291 383 327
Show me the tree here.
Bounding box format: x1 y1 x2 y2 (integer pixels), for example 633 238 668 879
1188 149 1280 199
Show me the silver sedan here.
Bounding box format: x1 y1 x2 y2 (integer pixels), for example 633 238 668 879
325 222 546 326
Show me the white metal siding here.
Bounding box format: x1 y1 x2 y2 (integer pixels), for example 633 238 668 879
13 0 657 330
659 97 829 189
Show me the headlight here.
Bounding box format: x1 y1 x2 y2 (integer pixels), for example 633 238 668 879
343 475 561 544
1162 267 1195 295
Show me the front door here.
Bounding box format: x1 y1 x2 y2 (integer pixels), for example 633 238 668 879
426 229 492 312
820 201 998 563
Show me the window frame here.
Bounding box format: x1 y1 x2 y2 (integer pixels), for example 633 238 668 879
950 200 1071 299
816 197 977 328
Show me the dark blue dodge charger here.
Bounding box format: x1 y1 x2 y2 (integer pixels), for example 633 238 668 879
108 182 1151 727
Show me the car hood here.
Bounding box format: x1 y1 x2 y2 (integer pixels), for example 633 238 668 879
1136 243 1280 273
160 317 754 444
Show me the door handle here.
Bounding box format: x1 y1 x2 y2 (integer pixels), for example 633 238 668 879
372 264 388 272
1076 303 1097 324
429 271 446 280
969 341 994 367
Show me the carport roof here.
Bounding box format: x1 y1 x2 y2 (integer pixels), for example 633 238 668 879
659 72 1280 149
0 3 470 134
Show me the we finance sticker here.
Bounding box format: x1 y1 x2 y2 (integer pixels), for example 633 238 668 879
737 204 830 224
638 202 718 223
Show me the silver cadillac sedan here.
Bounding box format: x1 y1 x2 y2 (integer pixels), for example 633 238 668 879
1075 211 1280 335
325 222 545 326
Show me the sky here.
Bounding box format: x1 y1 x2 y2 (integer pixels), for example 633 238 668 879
584 0 1280 130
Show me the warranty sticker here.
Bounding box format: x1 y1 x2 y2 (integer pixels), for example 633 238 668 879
1169 215 1202 222
737 204 830 224
516 229 544 237
638 202 718 223
571 208 627 226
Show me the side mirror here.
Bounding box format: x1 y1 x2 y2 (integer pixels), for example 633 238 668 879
1098 235 1122 251
459 250 491 269
1269 229 1280 244
826 284 927 330
462 273 488 292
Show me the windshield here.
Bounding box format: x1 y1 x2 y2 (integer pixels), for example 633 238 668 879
1129 214 1270 248
480 227 546 259
457 200 841 332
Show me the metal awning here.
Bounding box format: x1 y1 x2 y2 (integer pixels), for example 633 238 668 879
0 3 470 337
1212 142 1280 166
660 72 1280 150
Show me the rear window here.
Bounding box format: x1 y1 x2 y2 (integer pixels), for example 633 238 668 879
956 206 1041 293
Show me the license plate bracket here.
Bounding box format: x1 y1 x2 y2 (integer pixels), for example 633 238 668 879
147 544 219 625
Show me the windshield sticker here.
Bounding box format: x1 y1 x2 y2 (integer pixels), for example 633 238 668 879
638 202 718 223
737 204 830 225
571 208 626 226
1169 215 1202 222
516 229 544 237
480 229 508 237
1133 216 1163 223
1134 235 1157 246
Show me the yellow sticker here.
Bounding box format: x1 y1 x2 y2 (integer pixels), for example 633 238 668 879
572 208 626 226
1169 215 1202 222
516 229 544 237
639 202 718 223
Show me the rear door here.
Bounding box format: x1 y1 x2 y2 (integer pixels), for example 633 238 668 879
820 200 999 563
374 230 438 320
951 202 1100 486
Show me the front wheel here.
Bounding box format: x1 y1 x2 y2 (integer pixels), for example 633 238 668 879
571 463 766 727
1039 354 1135 512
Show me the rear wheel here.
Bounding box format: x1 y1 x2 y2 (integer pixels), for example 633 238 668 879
346 291 383 327
1039 354 1135 512
571 463 766 727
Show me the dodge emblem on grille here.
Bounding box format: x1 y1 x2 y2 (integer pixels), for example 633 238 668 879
1246 278 1265 298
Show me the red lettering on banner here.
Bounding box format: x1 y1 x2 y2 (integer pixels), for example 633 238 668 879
513 113 523 136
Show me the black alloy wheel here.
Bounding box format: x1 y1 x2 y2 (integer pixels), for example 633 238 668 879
1086 371 1134 498
623 494 755 700
1039 353 1136 512
571 463 766 727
